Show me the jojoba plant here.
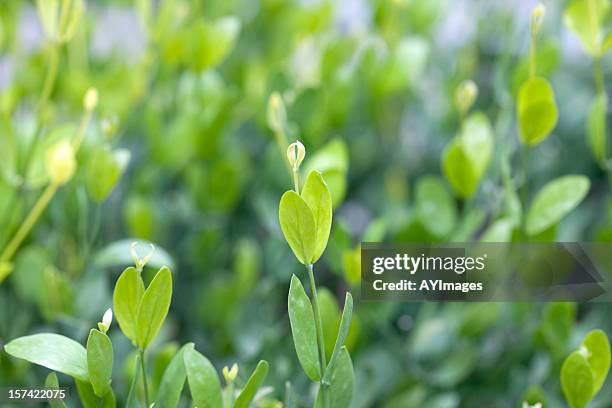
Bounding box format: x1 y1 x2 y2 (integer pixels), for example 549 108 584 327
4 242 271 407
279 139 354 408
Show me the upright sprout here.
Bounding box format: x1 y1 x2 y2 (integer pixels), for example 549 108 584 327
279 140 354 407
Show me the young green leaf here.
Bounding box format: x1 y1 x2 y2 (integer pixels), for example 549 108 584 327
517 77 558 145
184 348 223 408
581 329 611 395
4 334 88 381
76 380 116 408
442 140 478 198
86 146 129 202
323 292 353 384
442 112 493 198
87 329 113 397
301 171 333 264
288 274 321 381
415 175 457 238
315 347 353 408
154 343 194 408
45 372 67 408
564 0 610 56
136 266 173 349
588 94 608 165
279 191 317 265
113 267 145 344
526 175 590 235
191 16 241 71
234 360 270 408
561 351 595 408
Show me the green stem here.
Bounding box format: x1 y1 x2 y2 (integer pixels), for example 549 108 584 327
139 349 150 407
0 182 59 263
520 145 530 238
529 32 537 80
306 263 328 408
293 166 300 194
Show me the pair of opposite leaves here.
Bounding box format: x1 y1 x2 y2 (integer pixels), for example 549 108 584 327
279 171 333 266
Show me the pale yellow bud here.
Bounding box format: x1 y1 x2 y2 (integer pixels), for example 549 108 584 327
45 140 76 185
131 241 155 271
222 363 238 384
455 80 478 115
267 92 286 134
99 308 113 333
286 141 305 171
84 87 98 111
531 4 545 36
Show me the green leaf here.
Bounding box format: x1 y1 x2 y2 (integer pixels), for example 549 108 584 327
191 17 241 71
323 293 353 384
442 140 478 198
234 360 270 408
301 171 333 263
76 380 116 408
561 351 595 408
564 0 610 56
184 348 223 408
86 329 113 397
604 32 612 53
136 266 173 349
415 175 457 238
315 347 354 408
45 372 67 408
581 329 611 395
279 191 317 265
526 175 590 235
288 274 321 381
588 93 608 164
303 138 349 208
113 267 145 344
4 334 88 381
517 77 558 145
86 146 129 202
155 343 194 408
442 112 493 198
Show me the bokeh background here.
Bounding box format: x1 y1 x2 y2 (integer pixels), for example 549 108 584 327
0 0 611 406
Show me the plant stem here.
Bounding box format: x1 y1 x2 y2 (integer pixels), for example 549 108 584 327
293 166 300 194
0 182 59 264
520 144 530 238
139 349 150 407
306 263 328 408
529 31 537 80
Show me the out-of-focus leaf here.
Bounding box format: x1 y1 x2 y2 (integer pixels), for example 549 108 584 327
561 351 594 408
4 334 88 381
581 329 611 395
86 146 129 202
45 372 67 408
526 175 590 235
564 0 610 56
288 274 321 381
415 175 457 238
443 112 493 198
588 93 608 164
517 78 558 145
